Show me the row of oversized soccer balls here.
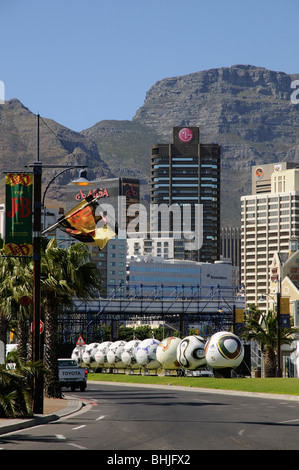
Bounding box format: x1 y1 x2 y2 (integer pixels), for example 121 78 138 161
71 331 244 371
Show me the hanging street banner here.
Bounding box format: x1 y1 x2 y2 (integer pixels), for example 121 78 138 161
57 195 116 251
4 173 33 256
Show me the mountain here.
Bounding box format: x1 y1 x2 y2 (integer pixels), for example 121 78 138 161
82 65 299 226
0 99 113 207
1 65 299 226
81 119 165 203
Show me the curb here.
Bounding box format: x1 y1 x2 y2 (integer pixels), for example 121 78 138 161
0 399 83 436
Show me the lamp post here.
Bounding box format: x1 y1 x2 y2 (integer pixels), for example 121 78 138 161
28 113 90 414
42 166 90 230
259 291 281 378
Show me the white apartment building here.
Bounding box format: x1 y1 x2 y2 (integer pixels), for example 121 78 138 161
241 165 299 310
127 235 185 260
90 237 127 294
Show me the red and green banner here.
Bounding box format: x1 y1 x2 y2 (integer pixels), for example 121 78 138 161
4 173 33 256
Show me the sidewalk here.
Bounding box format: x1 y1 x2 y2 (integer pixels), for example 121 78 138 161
0 397 83 435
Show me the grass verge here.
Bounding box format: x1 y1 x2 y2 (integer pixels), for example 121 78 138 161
88 373 299 396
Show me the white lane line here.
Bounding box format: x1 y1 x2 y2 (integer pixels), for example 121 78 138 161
68 443 88 450
96 415 106 421
56 434 66 440
278 418 299 424
191 398 211 403
72 425 86 430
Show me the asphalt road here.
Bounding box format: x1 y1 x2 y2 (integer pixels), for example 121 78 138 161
1 382 299 452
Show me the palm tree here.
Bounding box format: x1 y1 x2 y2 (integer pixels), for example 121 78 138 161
0 253 32 361
0 253 13 348
241 305 299 377
5 259 32 362
41 239 101 398
0 350 44 418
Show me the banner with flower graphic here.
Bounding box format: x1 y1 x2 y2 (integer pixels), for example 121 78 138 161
4 173 33 256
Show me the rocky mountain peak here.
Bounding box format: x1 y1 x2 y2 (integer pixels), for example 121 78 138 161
0 65 298 226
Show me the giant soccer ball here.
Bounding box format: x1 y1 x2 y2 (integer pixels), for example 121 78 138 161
82 342 101 367
71 346 86 365
136 338 160 369
107 340 127 368
177 335 207 370
95 341 112 367
204 331 244 369
156 337 181 370
121 340 140 368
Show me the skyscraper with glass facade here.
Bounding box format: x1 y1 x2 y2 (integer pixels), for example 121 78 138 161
150 127 221 262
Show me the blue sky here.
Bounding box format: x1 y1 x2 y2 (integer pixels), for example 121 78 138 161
1 0 298 131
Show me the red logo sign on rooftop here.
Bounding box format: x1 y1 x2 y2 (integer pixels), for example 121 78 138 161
178 128 193 143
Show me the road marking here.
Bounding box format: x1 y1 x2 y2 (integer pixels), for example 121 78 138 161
278 418 299 424
56 434 66 440
96 415 106 421
72 425 86 430
191 398 211 403
68 443 87 450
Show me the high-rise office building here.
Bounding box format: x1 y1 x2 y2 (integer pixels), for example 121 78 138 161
151 127 221 262
241 163 299 309
220 226 241 283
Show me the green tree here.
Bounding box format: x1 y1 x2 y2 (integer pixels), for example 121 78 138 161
118 325 135 341
41 239 101 398
133 325 154 340
0 257 13 348
0 351 44 418
241 305 298 377
0 253 32 361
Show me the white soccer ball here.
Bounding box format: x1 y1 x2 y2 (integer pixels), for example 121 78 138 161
177 335 207 370
121 340 140 368
71 346 86 365
204 331 244 369
107 340 127 367
94 341 112 366
82 342 101 367
136 338 160 369
156 337 181 369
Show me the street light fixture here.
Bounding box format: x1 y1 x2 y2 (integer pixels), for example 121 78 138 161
71 169 92 186
28 114 91 414
42 166 91 231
